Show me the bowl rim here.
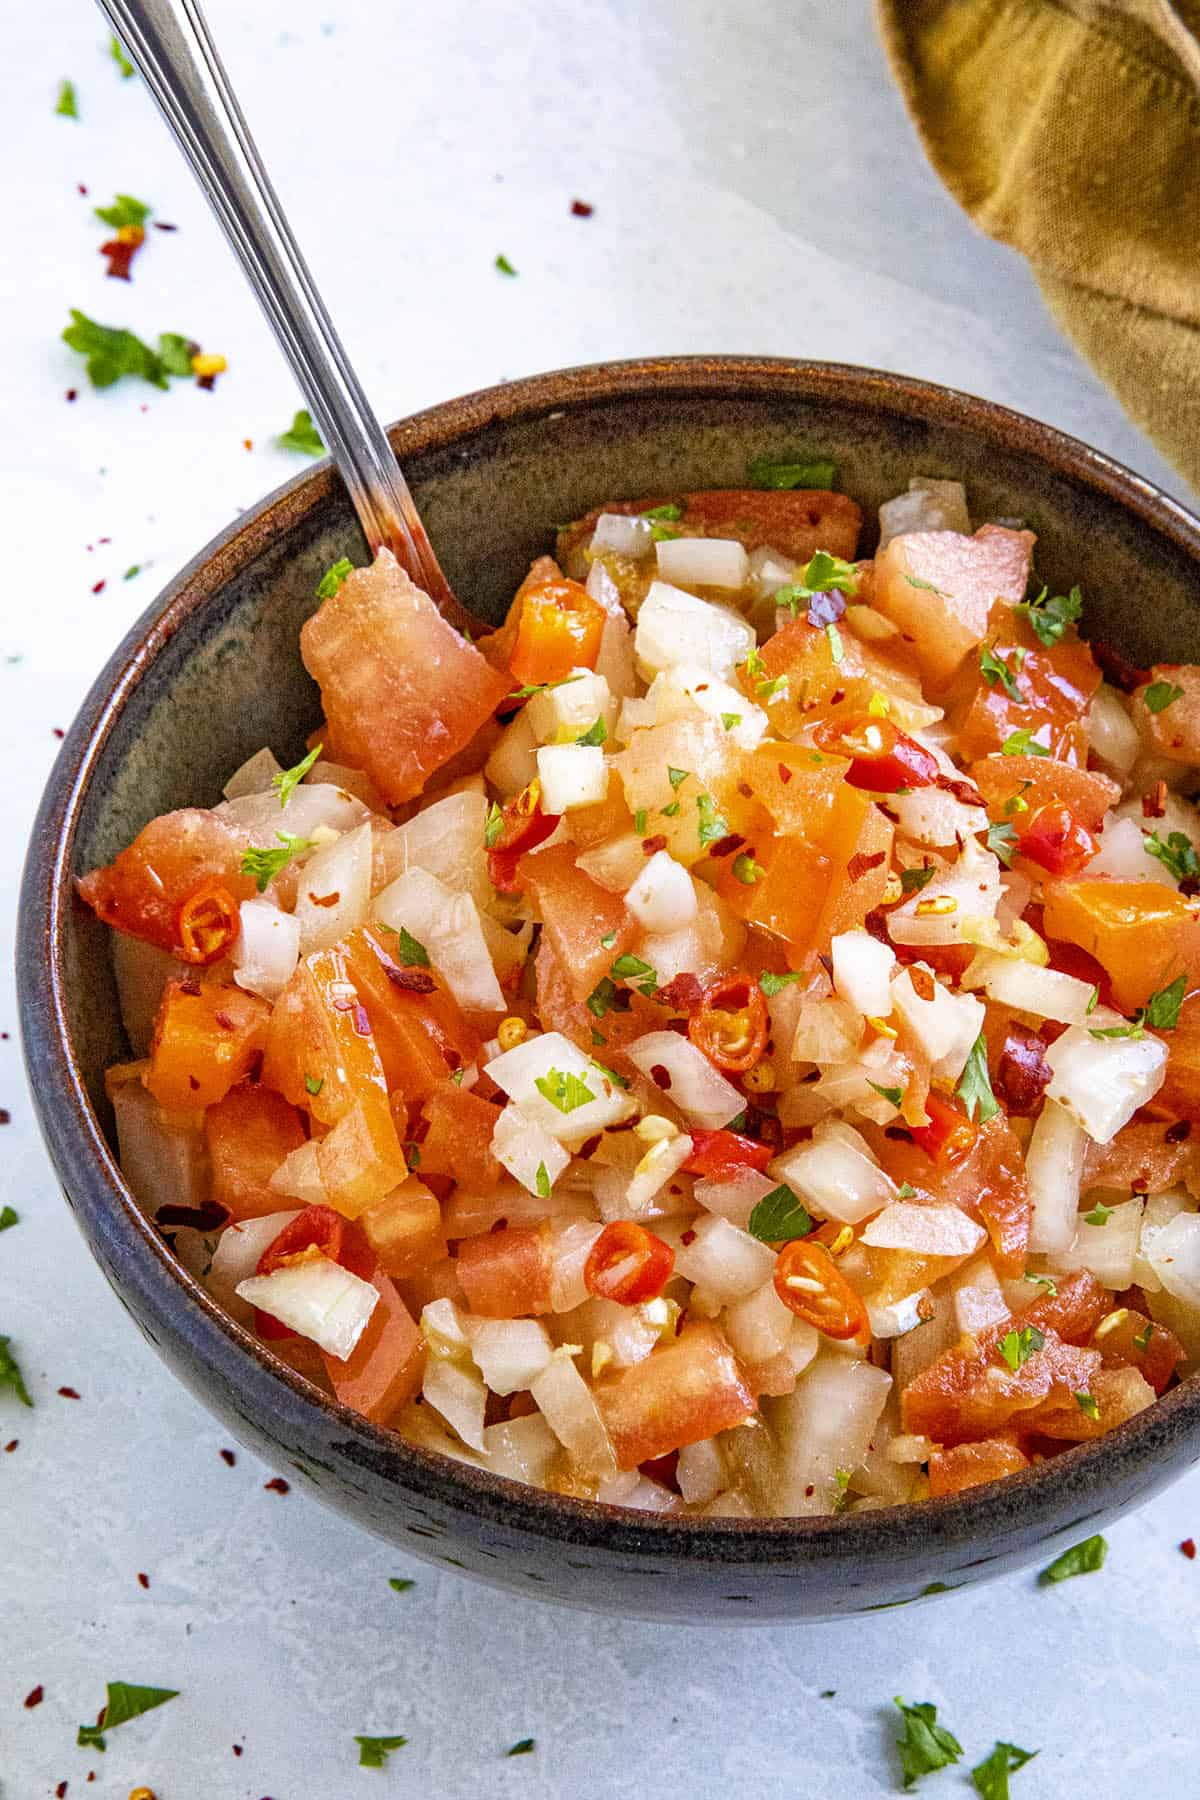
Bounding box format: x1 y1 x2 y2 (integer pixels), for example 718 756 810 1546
19 352 1200 1563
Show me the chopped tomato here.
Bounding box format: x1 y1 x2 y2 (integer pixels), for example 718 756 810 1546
928 1437 1029 1497
457 1224 554 1317
321 1262 426 1425
908 1091 978 1166
872 523 1035 690
1092 1306 1183 1395
177 879 241 964
595 1321 755 1469
78 807 255 954
1156 994 1200 1121
416 1080 503 1191
688 974 770 1074
1032 1365 1156 1441
683 1129 773 1180
1014 802 1098 876
205 1082 307 1221
522 842 636 1002
969 754 1119 832
299 548 511 805
1085 1120 1195 1196
953 601 1100 764
584 1221 674 1305
339 926 482 1101
359 1178 447 1279
1132 664 1200 764
486 782 561 893
257 1204 346 1275
812 714 938 792
1041 879 1200 1012
507 561 606 686
146 980 270 1112
773 1238 870 1342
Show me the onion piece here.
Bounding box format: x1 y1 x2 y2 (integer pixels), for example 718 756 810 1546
1026 1099 1087 1253
577 831 647 894
694 1168 776 1230
676 1436 727 1504
1143 1210 1200 1308
722 1279 796 1364
381 788 492 905
232 898 301 1001
1088 684 1140 777
867 1289 935 1340
634 580 755 681
292 822 373 955
647 664 768 750
109 1073 208 1217
878 479 970 547
421 1356 488 1452
1052 1196 1144 1290
1135 1190 1195 1293
222 745 284 801
268 1140 327 1207
888 836 1002 946
374 866 504 1012
466 1318 554 1395
769 1120 896 1225
890 786 987 848
208 1210 301 1318
535 743 608 812
791 996 862 1065
479 1414 561 1485
770 1355 893 1515
1045 1024 1168 1144
590 512 653 559
549 1220 605 1312
624 851 698 934
625 1132 695 1214
1085 816 1174 888
890 968 984 1079
530 1351 617 1477
484 708 539 801
656 535 750 591
672 1214 777 1302
492 1103 570 1195
959 952 1098 1026
527 669 614 746
625 1031 745 1128
831 931 895 1018
111 933 186 1056
953 1284 1011 1335
220 781 368 845
236 1254 379 1360
860 1202 985 1257
485 1031 636 1142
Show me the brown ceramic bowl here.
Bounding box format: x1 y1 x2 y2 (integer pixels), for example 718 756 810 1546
18 357 1200 1621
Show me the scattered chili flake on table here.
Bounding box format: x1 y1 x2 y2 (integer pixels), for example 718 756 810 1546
1182 1538 1197 1560
232 1744 243 1756
4 1440 18 1452
58 1385 81 1399
25 1684 45 1708
152 220 177 232
55 1782 68 1797
570 198 594 217
91 580 106 595
264 1476 289 1493
137 1571 150 1589
219 1447 236 1466
66 388 78 402
53 729 65 740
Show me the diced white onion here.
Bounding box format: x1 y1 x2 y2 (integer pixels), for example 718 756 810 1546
374 866 504 1012
747 543 797 599
694 1168 776 1230
769 1120 896 1225
626 1031 745 1128
791 996 862 1065
485 1032 635 1141
549 1220 605 1312
1088 684 1140 777
1045 1024 1168 1144
770 1356 892 1515
268 1139 327 1207
1026 1099 1088 1253
590 512 654 559
484 708 539 800
479 1414 561 1485
220 781 368 845
111 934 186 1056
723 1280 795 1364
491 1103 570 1196
236 1254 378 1361
877 479 970 547
467 1318 554 1395
222 745 284 801
597 1472 682 1512
421 1296 473 1359
1085 816 1174 887
527 669 614 746
577 832 647 894
634 580 756 681
832 931 895 1018
1053 1196 1144 1291
673 1214 777 1302
676 1436 727 1504
625 1132 695 1214
624 851 697 933
867 1290 935 1340
953 1285 1012 1335
421 1357 488 1452
530 1352 617 1477
1135 1190 1195 1293
647 664 768 750
890 967 984 1080
385 789 492 905
232 898 302 1001
1144 1211 1200 1308
111 1078 208 1217
960 953 1098 1026
860 1202 986 1257
888 838 1003 946
535 743 609 812
207 1210 301 1316
656 535 750 591
890 787 987 847
291 821 372 954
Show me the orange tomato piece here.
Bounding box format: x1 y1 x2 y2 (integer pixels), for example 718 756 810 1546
339 926 481 1102
1084 1120 1195 1195
78 807 256 954
873 524 1035 691
1032 1365 1156 1441
1156 994 1200 1121
507 558 606 686
522 842 637 1003
300 548 511 806
1092 1306 1184 1395
1041 879 1200 1013
928 1436 1029 1497
1131 664 1200 763
359 1178 447 1279
146 981 270 1112
205 1082 308 1221
952 601 1100 763
595 1321 756 1470
416 1079 504 1191
457 1224 554 1317
969 754 1120 833
321 1265 426 1426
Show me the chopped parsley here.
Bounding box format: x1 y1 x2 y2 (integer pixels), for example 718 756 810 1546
1038 1534 1107 1584
774 549 859 616
748 1184 813 1244
758 970 803 997
534 1068 596 1114
897 1182 917 1199
979 643 1023 701
610 953 658 998
56 79 78 118
1023 1273 1057 1296
535 1161 551 1199
109 33 135 77
304 1074 324 1097
484 801 504 848
1144 679 1185 714
395 927 430 968
893 1697 962 1789
123 564 142 580
585 976 630 1019
506 1738 536 1757
599 930 617 950
388 1577 415 1592
1000 727 1050 758
0 1207 17 1232
355 1735 408 1768
315 556 353 599
997 1325 1045 1371
642 503 683 522
0 1336 32 1408
661 800 681 817
494 253 518 276
826 622 844 664
1143 829 1200 884
867 1081 904 1109
1075 1391 1100 1421
985 821 1017 866
667 766 689 789
904 574 946 596
77 1681 178 1751
590 1058 630 1090
732 852 764 884
94 193 151 230
696 792 730 848
576 715 607 746
509 674 584 700
634 808 648 835
720 712 742 732
746 453 835 490
956 1032 999 1123
1144 973 1187 1029
1014 583 1083 648
62 311 196 390
278 409 325 456
900 866 936 894
240 833 314 892
273 742 322 808
971 1741 1038 1800
1083 1201 1113 1227
1133 1320 1154 1351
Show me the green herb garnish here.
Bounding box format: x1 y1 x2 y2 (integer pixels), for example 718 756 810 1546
747 1184 813 1244
1143 830 1200 884
355 1735 408 1769
0 1337 32 1407
1144 679 1185 714
985 821 1017 867
971 1740 1038 1800
94 193 150 229
956 1032 999 1123
979 644 1023 701
1038 1534 1107 1584
893 1697 962 1789
273 742 322 809
696 792 730 848
667 766 689 789
900 866 935 894
867 1081 904 1109
746 454 835 490
997 1325 1045 1371
731 852 764 884
495 253 518 276
278 409 325 456
109 33 135 77
240 833 315 892
610 953 658 998
388 1577 415 1592
1083 1201 1113 1227
1001 727 1050 758
77 1682 178 1751
576 715 607 747
534 1068 596 1114
758 970 803 997
62 311 195 390
315 556 353 598
484 801 504 848
535 1161 551 1199
507 1738 536 1757
395 927 430 968
0 1207 17 1233
304 1075 324 1097
720 712 742 732
1075 1391 1100 1421
1014 584 1082 648
56 79 78 117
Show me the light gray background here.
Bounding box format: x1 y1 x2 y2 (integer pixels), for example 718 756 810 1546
4 3 1198 1796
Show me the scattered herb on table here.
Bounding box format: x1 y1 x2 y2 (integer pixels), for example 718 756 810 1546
0 1337 32 1407
355 1734 408 1768
56 79 78 118
278 409 325 456
971 1740 1038 1800
77 1681 179 1751
1038 1534 1107 1584
893 1697 962 1788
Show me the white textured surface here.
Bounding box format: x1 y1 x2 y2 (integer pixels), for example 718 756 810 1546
4 2 1199 1795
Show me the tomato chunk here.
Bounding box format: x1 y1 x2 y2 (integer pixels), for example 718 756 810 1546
321 1265 426 1426
78 807 255 954
359 1178 447 1279
683 1129 773 1180
205 1082 307 1221
339 926 481 1102
969 754 1119 833
146 981 270 1112
595 1321 755 1469
1132 664 1200 764
1041 879 1200 1013
872 524 1035 690
508 561 606 686
584 1222 674 1305
257 1204 346 1275
522 842 636 1002
457 1224 554 1317
928 1437 1029 1497
773 1239 869 1342
1093 1306 1183 1395
1014 802 1098 877
688 974 769 1074
416 1080 503 1191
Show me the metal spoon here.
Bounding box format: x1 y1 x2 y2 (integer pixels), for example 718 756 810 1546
97 0 483 636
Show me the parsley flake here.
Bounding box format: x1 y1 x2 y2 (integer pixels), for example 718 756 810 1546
576 716 607 747
95 193 150 229
696 792 730 848
273 742 322 809
748 1184 813 1244
985 820 1017 867
971 1741 1038 1800
534 1067 596 1114
1001 727 1050 758
641 503 683 522
585 976 629 1019
746 454 835 490
0 1336 32 1408
1014 584 1083 648
240 832 314 892
1143 829 1200 884
535 1161 551 1199
315 557 353 599
395 927 430 968
495 253 518 276
1075 1391 1100 1421
304 1074 324 1097
956 1032 999 1123
997 1325 1045 1371
661 800 681 817
1133 1321 1154 1351
278 409 325 456
1083 1201 1113 1227
62 311 195 390
900 866 935 894
56 79 78 118
0 1207 17 1232
610 953 657 997
758 970 803 997
484 801 504 848
634 808 648 835
904 574 946 597
109 33 135 77
720 711 742 732
826 621 844 664
77 1681 178 1752
1144 679 1185 714
355 1735 408 1769
897 1183 917 1199
667 766 689 789
1145 974 1187 1030
508 673 584 700
1038 1534 1107 1583
388 1577 415 1592
893 1697 962 1789
867 1080 904 1109
979 643 1022 701
507 1738 536 1757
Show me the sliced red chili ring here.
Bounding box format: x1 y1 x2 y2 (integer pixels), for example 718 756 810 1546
487 782 561 893
773 1238 870 1342
812 713 939 792
908 1090 978 1166
1015 801 1098 877
177 878 241 964
687 974 770 1075
584 1220 675 1305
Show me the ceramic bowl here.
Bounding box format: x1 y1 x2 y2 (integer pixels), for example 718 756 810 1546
18 357 1200 1621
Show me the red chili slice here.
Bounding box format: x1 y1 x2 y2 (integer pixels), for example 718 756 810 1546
683 1128 773 1181
584 1221 675 1305
253 1204 349 1340
909 1090 979 1165
687 975 770 1074
812 714 939 792
177 878 241 964
773 1239 869 1342
486 783 561 893
1016 801 1098 877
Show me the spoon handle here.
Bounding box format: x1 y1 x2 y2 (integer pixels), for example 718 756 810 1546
97 0 474 629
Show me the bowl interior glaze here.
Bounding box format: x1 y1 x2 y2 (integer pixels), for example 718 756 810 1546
21 358 1200 1622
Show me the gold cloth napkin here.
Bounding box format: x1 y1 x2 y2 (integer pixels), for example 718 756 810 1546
878 0 1200 491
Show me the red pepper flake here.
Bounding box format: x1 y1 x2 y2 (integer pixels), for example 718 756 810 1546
680 1229 697 1246
570 198 594 217
707 833 746 859
232 1745 243 1757
214 1009 236 1031
264 1476 290 1494
0 1108 10 1124
4 1440 17 1452
91 580 106 595
1093 639 1150 694
157 1200 229 1231
1142 780 1168 820
137 1571 150 1589
1182 1538 1197 1560
847 850 886 883
77 181 88 195
384 966 436 995
100 226 145 280
996 1022 1051 1115
936 772 985 807
352 1003 372 1037
66 388 78 402
153 219 178 232
52 728 65 739
219 1447 237 1466
56 1783 68 1798
57 1386 80 1399
657 972 704 1012
649 1063 672 1089
24 1684 44 1709
308 889 341 908
641 834 668 855
243 438 253 452
777 762 793 785
863 909 890 945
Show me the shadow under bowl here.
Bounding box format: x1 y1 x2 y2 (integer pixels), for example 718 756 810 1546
17 356 1200 1622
